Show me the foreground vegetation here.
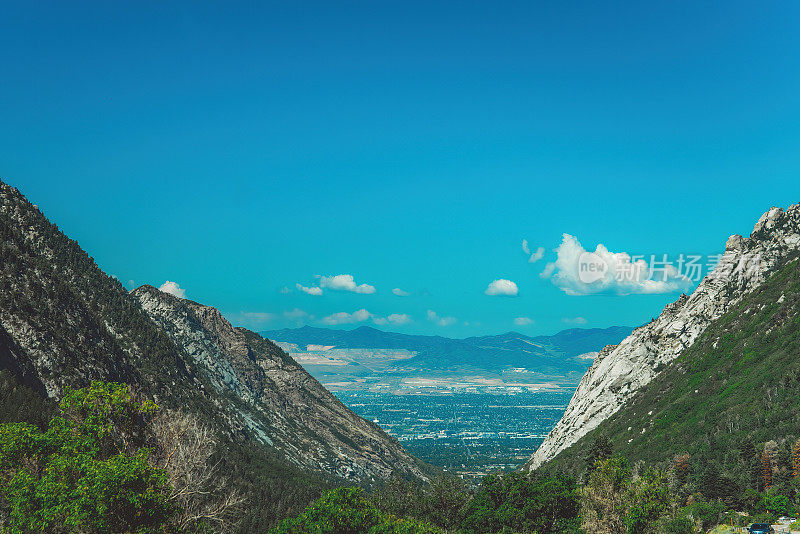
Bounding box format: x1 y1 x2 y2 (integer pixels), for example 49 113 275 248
0 373 330 532
0 379 327 532
273 435 800 534
2 379 799 533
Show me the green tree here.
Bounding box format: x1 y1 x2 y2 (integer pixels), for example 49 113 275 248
0 381 175 533
680 498 725 531
624 468 671 534
585 436 613 476
581 457 631 534
742 487 765 515
270 487 440 534
419 476 468 530
462 472 579 533
764 491 791 516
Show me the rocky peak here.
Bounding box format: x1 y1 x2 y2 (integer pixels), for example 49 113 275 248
526 202 800 471
131 283 427 483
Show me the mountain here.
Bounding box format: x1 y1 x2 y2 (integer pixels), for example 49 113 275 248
262 325 633 376
527 203 800 471
132 286 426 483
533 255 800 500
0 179 428 525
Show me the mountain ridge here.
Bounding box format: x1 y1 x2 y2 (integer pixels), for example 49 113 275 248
532 255 800 503
527 201 800 471
0 179 428 494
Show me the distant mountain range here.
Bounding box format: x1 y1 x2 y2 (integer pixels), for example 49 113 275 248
262 325 633 376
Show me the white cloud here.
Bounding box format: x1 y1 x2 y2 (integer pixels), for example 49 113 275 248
427 310 457 327
514 317 534 326
485 279 519 297
547 234 693 296
320 309 372 325
159 280 186 299
296 283 323 296
563 317 588 325
529 247 545 263
522 239 545 263
319 274 376 294
387 313 412 325
392 288 410 297
540 262 556 279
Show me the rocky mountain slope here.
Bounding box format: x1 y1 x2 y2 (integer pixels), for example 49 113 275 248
133 285 426 483
527 203 800 471
534 256 800 500
0 179 427 488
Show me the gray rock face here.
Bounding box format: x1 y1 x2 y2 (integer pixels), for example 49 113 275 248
133 286 427 483
526 203 800 470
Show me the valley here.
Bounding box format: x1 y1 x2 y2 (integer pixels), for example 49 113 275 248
264 325 630 475
335 389 574 477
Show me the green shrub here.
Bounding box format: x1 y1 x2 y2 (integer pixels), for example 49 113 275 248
625 468 672 534
461 471 580 534
764 491 792 517
663 516 694 534
0 381 174 533
270 487 441 534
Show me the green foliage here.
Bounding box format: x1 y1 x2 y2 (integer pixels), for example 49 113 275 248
269 487 440 534
372 476 467 531
662 516 694 534
585 435 613 476
225 440 330 533
763 490 792 516
460 471 580 534
0 381 174 533
680 498 726 531
625 468 672 534
580 457 676 534
741 488 765 515
580 457 632 533
311 471 581 534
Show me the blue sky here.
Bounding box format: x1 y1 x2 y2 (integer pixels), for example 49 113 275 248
2 1 800 337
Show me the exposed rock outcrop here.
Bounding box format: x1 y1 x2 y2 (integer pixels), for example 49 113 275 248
526 203 800 470
133 286 427 482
